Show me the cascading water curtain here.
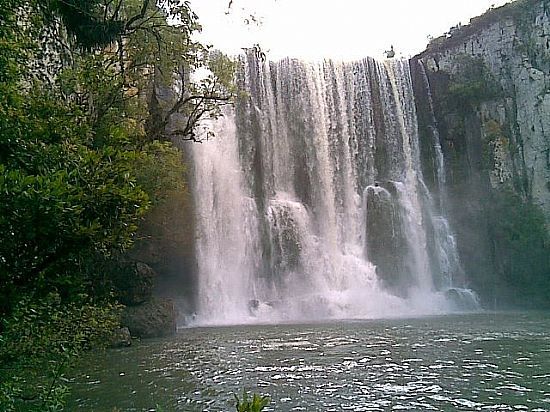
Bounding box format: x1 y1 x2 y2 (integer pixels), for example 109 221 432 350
190 55 478 325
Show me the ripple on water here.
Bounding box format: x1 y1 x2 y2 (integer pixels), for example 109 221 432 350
66 313 550 411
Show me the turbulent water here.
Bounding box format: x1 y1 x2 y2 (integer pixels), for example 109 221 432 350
67 313 550 411
190 55 477 325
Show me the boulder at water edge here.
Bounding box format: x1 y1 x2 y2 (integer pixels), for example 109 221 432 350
109 327 132 348
122 297 177 338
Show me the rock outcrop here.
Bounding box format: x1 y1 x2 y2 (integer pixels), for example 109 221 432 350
418 0 550 219
121 297 177 339
412 0 550 308
112 261 156 306
109 327 132 348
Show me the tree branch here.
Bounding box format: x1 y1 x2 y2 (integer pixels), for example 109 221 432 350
125 0 150 30
103 0 116 22
111 0 124 21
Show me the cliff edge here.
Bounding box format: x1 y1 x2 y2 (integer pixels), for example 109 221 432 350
412 0 550 308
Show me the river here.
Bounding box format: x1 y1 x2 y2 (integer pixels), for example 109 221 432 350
67 312 550 411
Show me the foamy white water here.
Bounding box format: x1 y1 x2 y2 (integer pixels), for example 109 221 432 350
190 55 478 325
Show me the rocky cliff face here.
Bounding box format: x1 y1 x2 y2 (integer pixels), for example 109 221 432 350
412 0 550 308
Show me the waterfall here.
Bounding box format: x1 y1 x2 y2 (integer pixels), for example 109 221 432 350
416 62 477 296
417 62 447 211
190 55 478 325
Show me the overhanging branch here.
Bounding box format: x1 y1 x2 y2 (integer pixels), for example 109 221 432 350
125 0 150 30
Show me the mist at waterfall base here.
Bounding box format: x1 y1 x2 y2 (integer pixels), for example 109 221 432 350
188 55 479 326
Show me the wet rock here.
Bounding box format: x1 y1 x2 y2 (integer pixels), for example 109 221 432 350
122 298 177 339
445 288 480 311
112 261 156 306
110 327 132 348
417 0 550 225
365 184 410 293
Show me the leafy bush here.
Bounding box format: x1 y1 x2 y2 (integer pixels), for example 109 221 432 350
486 190 550 307
0 0 234 408
0 293 121 411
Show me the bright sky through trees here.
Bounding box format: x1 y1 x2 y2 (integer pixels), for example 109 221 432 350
190 0 512 60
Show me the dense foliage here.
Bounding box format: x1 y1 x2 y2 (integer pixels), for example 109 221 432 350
487 190 550 308
0 293 120 411
0 0 235 409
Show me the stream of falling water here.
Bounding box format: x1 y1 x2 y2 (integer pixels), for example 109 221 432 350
190 56 478 325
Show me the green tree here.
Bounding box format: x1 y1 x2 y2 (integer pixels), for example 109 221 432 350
42 0 237 142
0 0 236 314
0 0 236 408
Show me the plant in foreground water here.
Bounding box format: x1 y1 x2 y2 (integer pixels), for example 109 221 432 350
234 390 270 412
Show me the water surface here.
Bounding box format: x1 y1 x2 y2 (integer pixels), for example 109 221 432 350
68 312 550 411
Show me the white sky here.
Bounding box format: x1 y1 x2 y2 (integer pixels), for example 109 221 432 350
190 0 513 61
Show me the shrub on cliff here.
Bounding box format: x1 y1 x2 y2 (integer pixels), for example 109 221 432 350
445 55 502 112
